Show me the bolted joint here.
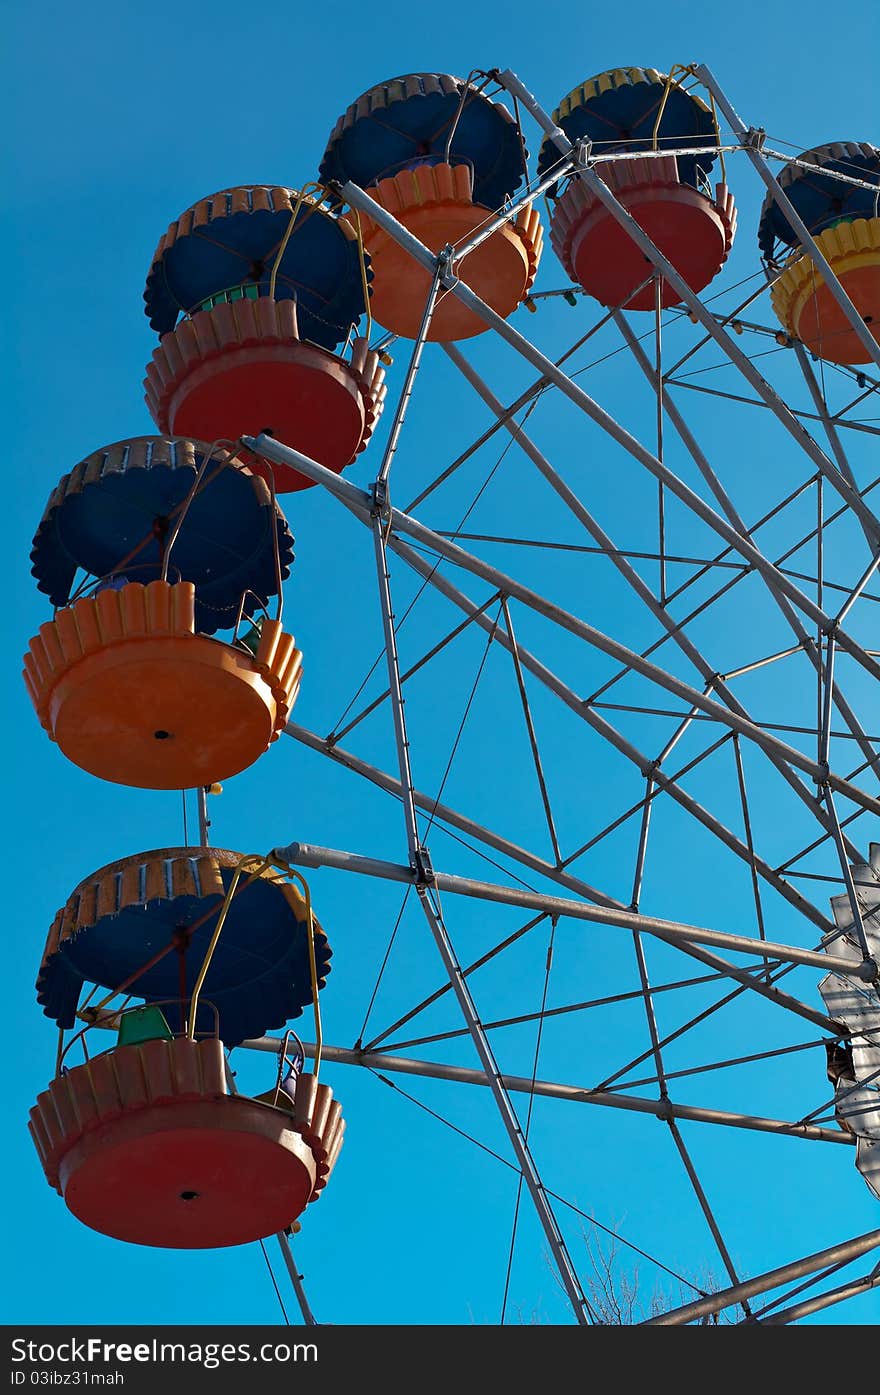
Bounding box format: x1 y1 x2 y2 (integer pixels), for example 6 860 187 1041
856 957 879 984
412 846 436 887
370 477 390 521
573 137 592 167
744 126 767 152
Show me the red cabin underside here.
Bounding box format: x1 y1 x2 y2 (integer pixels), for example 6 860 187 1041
570 185 729 310
167 346 366 492
59 1099 316 1248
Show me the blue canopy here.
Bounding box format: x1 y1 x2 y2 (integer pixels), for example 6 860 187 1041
37 848 332 1049
30 438 294 635
537 67 718 190
758 141 880 261
145 187 371 352
319 72 528 212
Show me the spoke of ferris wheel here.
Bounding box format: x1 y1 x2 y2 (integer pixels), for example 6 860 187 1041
778 794 868 873
443 344 872 848
367 910 551 1052
616 309 880 786
599 1038 827 1095
370 513 593 1326
287 719 619 909
288 555 837 943
582 472 880 719
694 65 880 371
383 984 813 1057
668 1119 749 1310
326 520 851 930
795 345 874 508
281 724 840 1032
406 269 762 516
275 1233 317 1326
500 599 562 863
278 494 850 1021
639 1226 880 1326
500 63 880 386
419 889 596 1325
594 958 826 1095
238 1037 853 1147
272 837 871 983
403 306 625 513
661 275 777 379
335 187 880 679
732 735 770 970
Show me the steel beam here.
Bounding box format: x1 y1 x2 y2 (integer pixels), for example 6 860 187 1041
271 838 875 981
239 1037 853 1146
642 1228 880 1325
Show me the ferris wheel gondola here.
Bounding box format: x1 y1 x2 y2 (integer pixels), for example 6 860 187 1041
538 67 736 309
758 141 880 364
143 187 386 490
320 72 543 339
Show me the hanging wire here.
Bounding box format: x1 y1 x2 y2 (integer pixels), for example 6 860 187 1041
258 1239 291 1325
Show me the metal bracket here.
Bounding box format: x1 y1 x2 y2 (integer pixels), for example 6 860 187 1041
413 846 436 887
370 477 391 522
744 126 767 152
573 137 592 168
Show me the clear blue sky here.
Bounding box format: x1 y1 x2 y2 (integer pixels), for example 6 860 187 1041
5 0 879 1326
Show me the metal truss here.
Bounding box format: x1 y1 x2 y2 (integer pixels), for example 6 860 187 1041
237 67 880 1325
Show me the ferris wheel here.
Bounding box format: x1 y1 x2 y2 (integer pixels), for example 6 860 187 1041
23 62 880 1327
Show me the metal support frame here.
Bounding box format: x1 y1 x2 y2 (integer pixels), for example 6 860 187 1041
376 259 445 486
275 1232 318 1326
334 180 880 686
246 431 880 824
238 72 880 1322
283 721 843 1034
615 309 880 793
197 786 210 848
416 887 594 1324
443 341 875 855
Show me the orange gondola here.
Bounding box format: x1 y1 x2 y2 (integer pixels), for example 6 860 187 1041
319 73 542 339
22 580 302 788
